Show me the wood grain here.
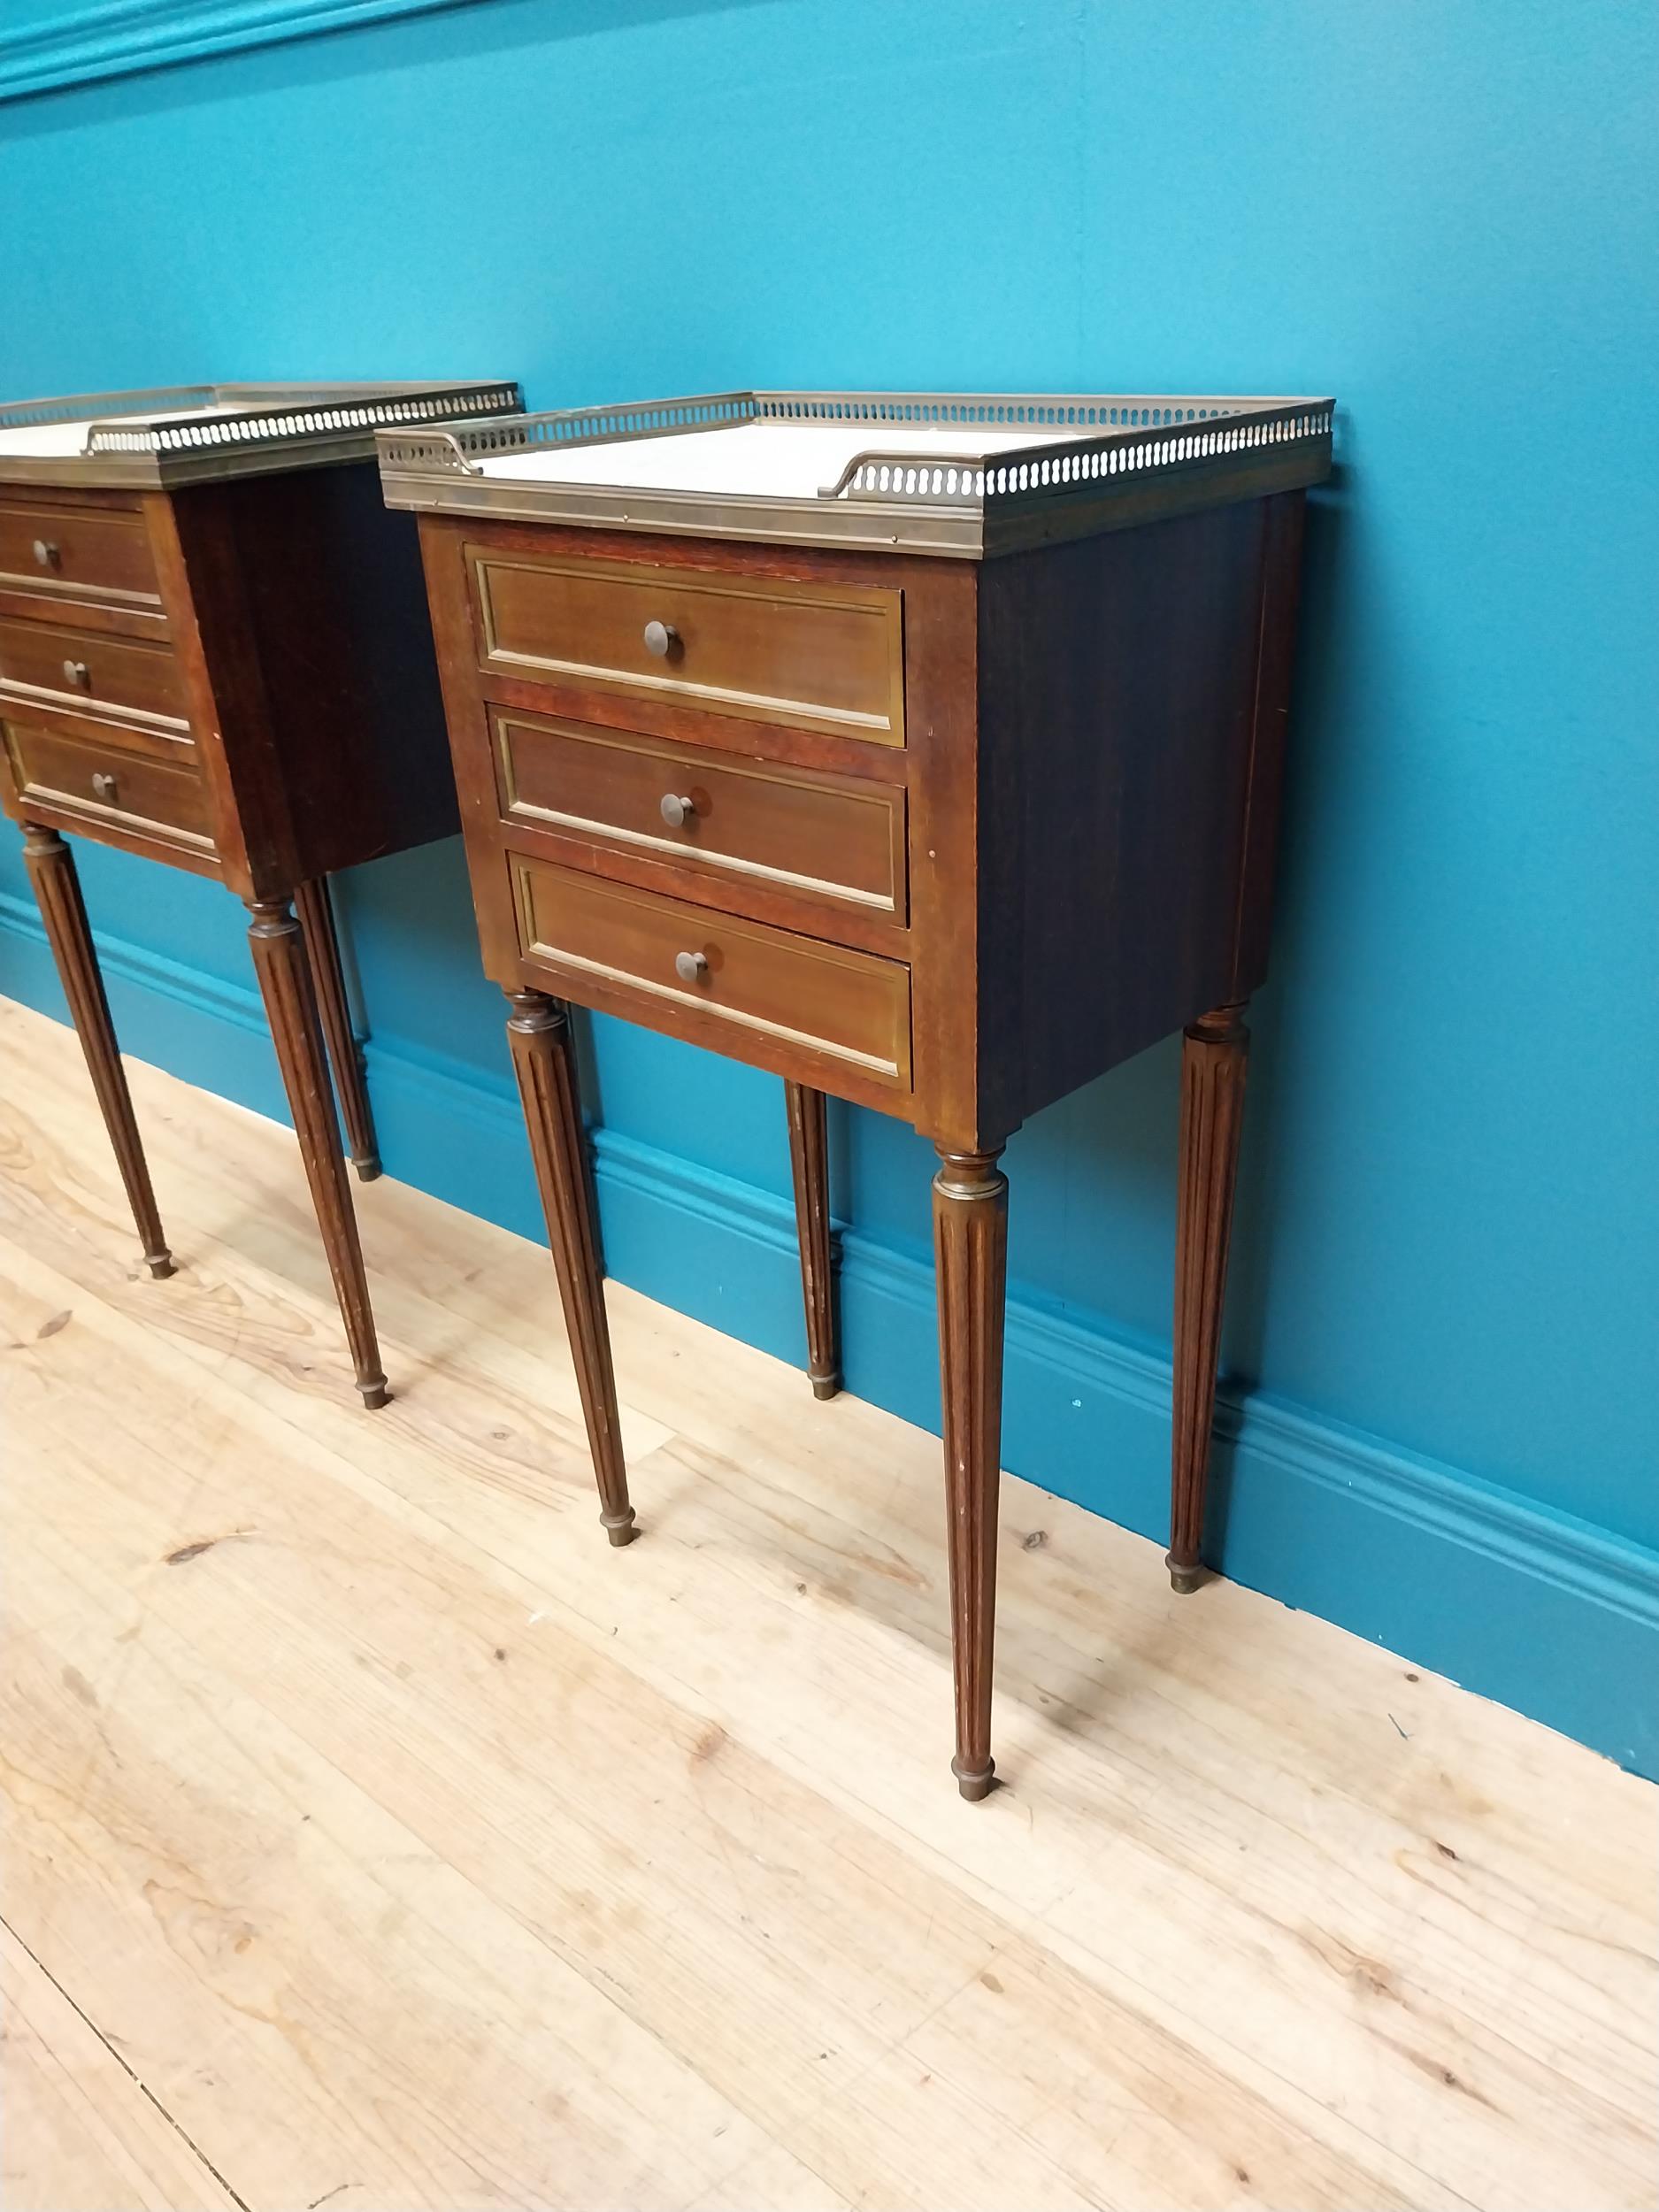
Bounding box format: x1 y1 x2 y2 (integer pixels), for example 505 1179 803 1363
245 895 387 1408
1169 1002 1251 1591
19 824 173 1279
0 1924 240 2212
784 1080 839 1399
468 545 906 745
506 986 634 1544
933 1145 1009 1800
0 488 162 613
6 716 214 856
0 614 188 728
0 993 1654 2212
294 875 380 1183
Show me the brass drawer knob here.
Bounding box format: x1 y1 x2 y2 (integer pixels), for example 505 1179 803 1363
32 538 60 571
659 792 697 829
90 770 119 805
63 658 91 690
673 949 710 986
642 619 679 659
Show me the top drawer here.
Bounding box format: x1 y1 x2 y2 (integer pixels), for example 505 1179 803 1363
0 495 162 611
468 549 905 746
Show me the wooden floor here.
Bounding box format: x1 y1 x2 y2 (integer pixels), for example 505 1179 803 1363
1 995 1655 2212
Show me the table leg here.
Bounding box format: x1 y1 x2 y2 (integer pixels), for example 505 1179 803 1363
294 876 380 1183
1169 1001 1250 1593
505 987 635 1546
933 1143 1008 1801
785 1080 839 1400
21 824 174 1280
246 895 388 1409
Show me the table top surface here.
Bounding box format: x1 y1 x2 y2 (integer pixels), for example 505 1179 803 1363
378 388 1335 557
473 420 1047 495
0 380 522 488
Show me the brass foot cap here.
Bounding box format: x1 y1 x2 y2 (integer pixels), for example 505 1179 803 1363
603 1512 639 1548
145 1254 176 1281
952 1756 996 1803
358 1380 392 1411
1166 1552 1204 1595
353 1156 384 1183
810 1371 841 1402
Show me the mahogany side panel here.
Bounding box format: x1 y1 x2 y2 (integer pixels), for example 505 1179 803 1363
972 500 1273 1133
180 464 458 890
1228 491 1308 1002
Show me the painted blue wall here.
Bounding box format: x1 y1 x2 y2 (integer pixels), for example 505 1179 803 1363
2 0 1655 1769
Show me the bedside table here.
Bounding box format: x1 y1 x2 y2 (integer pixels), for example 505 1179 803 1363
0 379 521 1402
380 388 1333 1793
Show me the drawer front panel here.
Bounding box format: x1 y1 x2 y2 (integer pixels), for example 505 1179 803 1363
0 616 188 729
471 549 905 745
3 718 213 852
0 497 162 610
512 856 911 1087
494 708 906 915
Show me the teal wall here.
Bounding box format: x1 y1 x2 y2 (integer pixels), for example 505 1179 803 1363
2 0 1655 1770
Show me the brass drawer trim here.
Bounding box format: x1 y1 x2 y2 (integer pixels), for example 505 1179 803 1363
3 723 214 855
0 495 163 610
494 710 906 916
0 569 161 613
0 673 189 736
511 857 911 1086
470 550 905 746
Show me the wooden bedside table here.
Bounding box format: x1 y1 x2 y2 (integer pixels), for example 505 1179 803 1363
0 380 521 1402
380 388 1333 1794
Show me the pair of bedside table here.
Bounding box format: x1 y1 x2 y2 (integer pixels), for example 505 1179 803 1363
0 381 521 1402
379 390 1333 1797
1 380 1333 1801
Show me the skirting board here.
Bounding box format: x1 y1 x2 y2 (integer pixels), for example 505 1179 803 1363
0 0 488 104
2 884 1655 1779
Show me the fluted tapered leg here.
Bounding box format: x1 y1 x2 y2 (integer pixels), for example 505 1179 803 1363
1169 1002 1250 1593
933 1144 1009 1801
506 987 634 1546
247 896 388 1409
294 876 380 1183
22 824 173 1279
785 1080 839 1400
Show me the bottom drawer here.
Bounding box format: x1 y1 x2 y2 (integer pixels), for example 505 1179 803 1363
3 717 215 856
511 854 911 1087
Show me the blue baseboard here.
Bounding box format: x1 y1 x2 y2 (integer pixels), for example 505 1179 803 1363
0 0 489 104
4 887 1655 1778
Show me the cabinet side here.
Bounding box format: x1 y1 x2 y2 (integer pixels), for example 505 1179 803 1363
196 462 459 891
974 494 1291 1133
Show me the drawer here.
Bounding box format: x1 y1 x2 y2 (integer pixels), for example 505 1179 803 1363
494 707 907 916
512 856 911 1087
470 549 905 746
0 495 162 610
0 615 188 729
3 716 214 854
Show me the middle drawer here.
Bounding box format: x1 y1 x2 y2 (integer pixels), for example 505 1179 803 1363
0 615 189 729
492 706 907 918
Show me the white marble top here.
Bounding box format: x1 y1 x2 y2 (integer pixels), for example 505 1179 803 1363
476 422 1045 498
0 401 289 460
0 419 98 457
